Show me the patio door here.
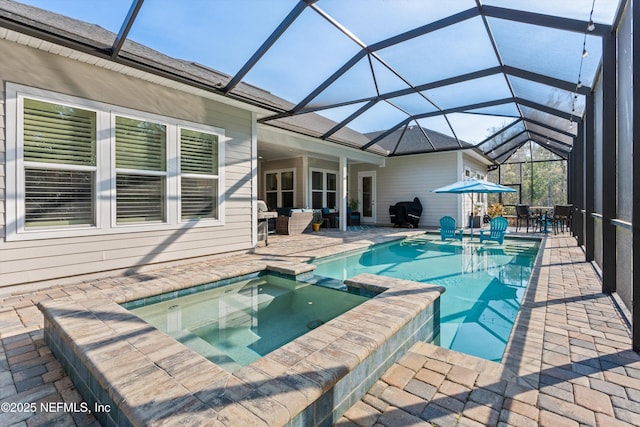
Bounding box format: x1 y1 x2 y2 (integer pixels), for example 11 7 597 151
358 171 376 224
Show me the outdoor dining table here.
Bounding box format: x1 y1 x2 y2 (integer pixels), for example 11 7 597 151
531 207 553 233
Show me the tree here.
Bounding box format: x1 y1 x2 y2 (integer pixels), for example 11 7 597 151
486 138 567 210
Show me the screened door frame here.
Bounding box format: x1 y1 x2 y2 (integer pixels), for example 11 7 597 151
357 170 376 224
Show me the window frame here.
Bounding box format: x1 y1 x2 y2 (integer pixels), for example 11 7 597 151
20 97 100 231
309 168 338 209
112 113 169 226
178 125 222 222
5 83 225 241
263 168 296 208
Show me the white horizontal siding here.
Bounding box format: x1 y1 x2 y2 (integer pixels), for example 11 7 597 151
0 91 4 230
0 39 255 288
351 152 461 228
1 239 252 287
461 154 491 218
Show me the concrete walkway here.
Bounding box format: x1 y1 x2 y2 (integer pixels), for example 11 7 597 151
1 229 639 426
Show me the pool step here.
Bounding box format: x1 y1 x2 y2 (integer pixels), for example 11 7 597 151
307 275 348 291
172 329 245 372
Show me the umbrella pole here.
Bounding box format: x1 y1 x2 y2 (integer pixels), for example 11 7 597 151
469 193 473 240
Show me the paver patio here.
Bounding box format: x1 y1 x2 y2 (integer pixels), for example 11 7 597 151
1 229 639 426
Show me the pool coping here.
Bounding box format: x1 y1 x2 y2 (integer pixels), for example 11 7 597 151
38 259 445 426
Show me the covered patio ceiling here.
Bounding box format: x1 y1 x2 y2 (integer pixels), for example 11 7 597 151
1 0 625 163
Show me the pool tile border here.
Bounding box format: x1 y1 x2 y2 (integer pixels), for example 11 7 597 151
39 261 445 427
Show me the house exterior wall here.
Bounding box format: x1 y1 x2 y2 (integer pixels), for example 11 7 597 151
258 156 340 209
308 158 339 171
461 154 491 220
0 38 254 287
349 151 465 228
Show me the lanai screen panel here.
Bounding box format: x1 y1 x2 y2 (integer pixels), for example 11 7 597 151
422 74 512 110
318 0 476 45
529 137 570 159
306 57 405 109
7 0 626 161
447 114 519 145
488 17 602 87
519 106 577 137
617 3 633 222
374 16 499 87
465 103 521 119
489 132 530 161
482 0 621 24
347 101 411 135
593 76 605 270
125 0 297 81
414 117 459 146
524 122 574 147
594 79 604 214
509 76 585 117
386 92 439 117
239 8 362 104
614 0 633 319
478 121 527 154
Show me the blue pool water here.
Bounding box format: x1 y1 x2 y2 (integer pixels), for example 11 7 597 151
130 274 370 372
311 234 539 361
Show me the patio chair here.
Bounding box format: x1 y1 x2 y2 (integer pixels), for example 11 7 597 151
552 204 572 234
515 204 537 232
321 207 338 228
439 216 463 241
479 216 508 244
335 207 361 227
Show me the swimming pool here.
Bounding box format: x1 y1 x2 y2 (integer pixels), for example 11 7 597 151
129 274 370 372
43 261 444 427
312 234 540 361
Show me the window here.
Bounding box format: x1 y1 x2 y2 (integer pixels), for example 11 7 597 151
180 128 219 220
23 99 97 228
7 85 225 240
264 169 295 208
115 116 167 223
310 169 337 209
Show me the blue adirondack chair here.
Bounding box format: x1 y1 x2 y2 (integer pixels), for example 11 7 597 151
479 216 509 244
439 216 463 241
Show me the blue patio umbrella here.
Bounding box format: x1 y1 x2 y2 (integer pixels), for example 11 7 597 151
431 178 516 238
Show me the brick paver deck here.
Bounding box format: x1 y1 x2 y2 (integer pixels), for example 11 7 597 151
1 229 639 426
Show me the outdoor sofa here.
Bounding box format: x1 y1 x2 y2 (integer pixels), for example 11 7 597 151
275 208 313 235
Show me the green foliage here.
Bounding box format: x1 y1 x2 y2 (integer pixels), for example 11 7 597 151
486 142 567 210
312 210 323 224
487 202 505 218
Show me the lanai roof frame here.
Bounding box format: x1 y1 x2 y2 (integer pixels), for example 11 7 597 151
0 0 625 163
